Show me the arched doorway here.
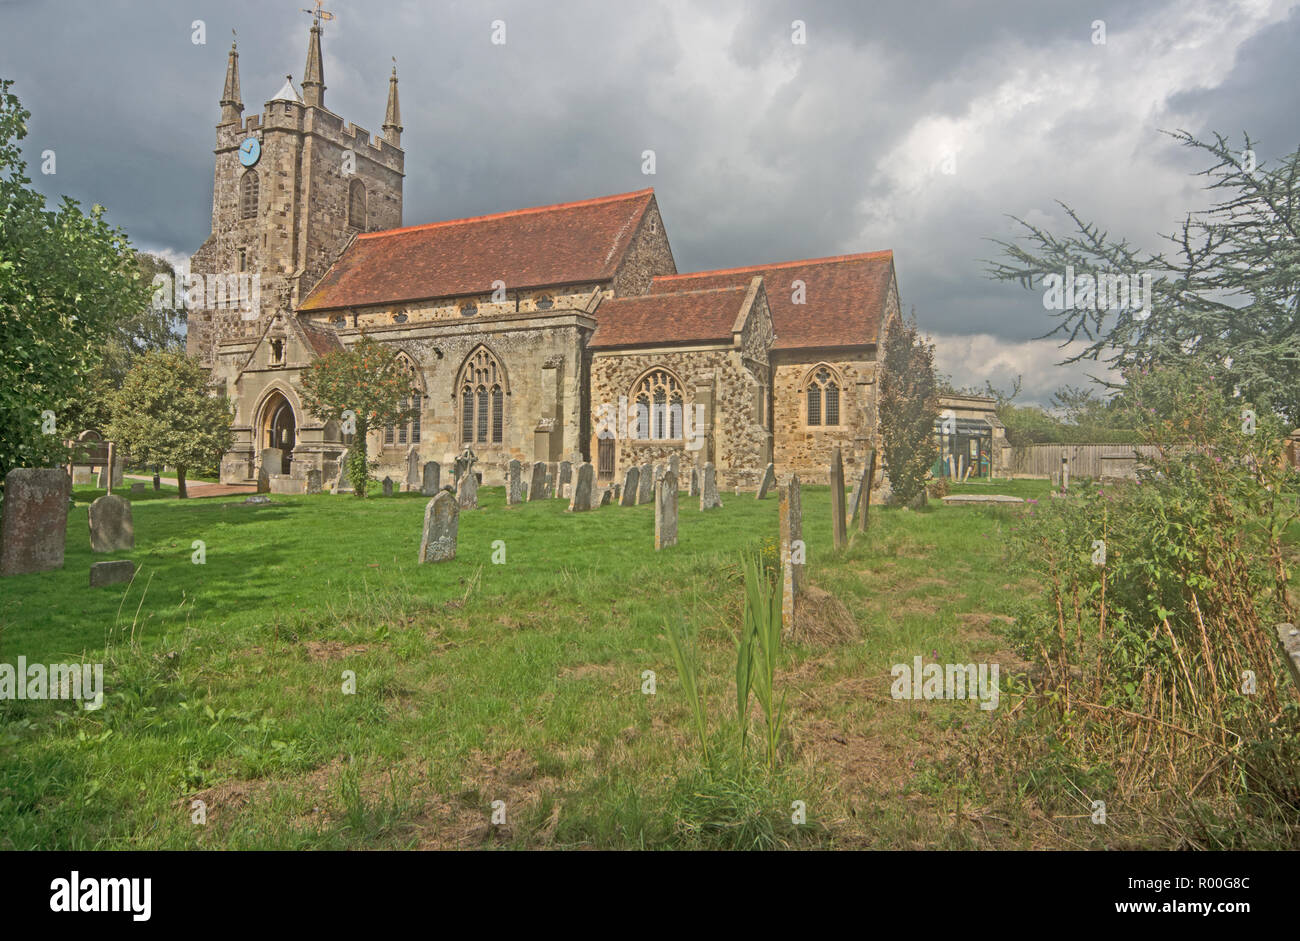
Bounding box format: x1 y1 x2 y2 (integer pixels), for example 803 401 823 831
260 390 296 474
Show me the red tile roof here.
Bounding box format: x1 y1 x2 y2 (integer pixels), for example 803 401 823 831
589 285 751 349
298 189 656 311
297 319 343 356
649 251 894 350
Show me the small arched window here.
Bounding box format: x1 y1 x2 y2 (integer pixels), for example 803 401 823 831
240 170 259 220
348 179 367 230
385 354 422 446
630 369 684 441
458 346 507 445
805 365 841 427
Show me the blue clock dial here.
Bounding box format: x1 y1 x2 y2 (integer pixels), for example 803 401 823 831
238 137 261 167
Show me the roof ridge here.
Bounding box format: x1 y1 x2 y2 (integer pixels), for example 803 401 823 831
652 249 893 281
604 284 750 302
358 188 656 240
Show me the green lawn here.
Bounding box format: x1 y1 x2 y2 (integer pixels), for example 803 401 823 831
1 477 1083 849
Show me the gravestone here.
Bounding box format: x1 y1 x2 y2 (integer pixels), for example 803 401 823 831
152 470 161 491
454 447 477 484
756 462 776 500
419 491 459 563
529 461 547 500
620 466 639 506
306 469 323 494
130 481 146 494
637 463 654 504
543 474 553 499
779 473 805 627
333 449 353 493
599 488 613 507
422 461 441 496
567 462 594 513
699 462 722 510
88 493 133 553
689 466 700 498
668 453 680 479
90 559 136 588
270 475 306 495
655 470 678 550
382 477 395 497
405 448 421 492
257 448 282 493
507 460 525 506
557 461 572 495
457 466 479 509
856 449 877 533
829 446 847 550
1 468 71 576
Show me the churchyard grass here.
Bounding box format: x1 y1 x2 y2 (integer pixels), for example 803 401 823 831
10 475 1243 850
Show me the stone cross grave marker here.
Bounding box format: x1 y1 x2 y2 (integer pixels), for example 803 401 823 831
457 466 479 509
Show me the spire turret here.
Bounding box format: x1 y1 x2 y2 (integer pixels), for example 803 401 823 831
302 22 326 109
219 37 243 126
382 63 402 146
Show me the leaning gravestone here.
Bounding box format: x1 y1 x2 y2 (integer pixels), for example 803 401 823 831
637 463 655 504
529 461 547 501
756 462 776 500
699 462 722 510
848 461 868 523
382 477 395 497
829 446 847 550
422 461 441 496
779 474 804 626
419 491 459 563
557 461 572 494
620 466 639 506
258 448 283 493
88 493 133 553
406 449 422 492
689 466 700 498
457 467 479 509
599 488 613 507
856 449 877 533
306 469 323 494
567 462 594 513
655 470 678 550
1 468 71 576
90 559 136 588
507 460 525 506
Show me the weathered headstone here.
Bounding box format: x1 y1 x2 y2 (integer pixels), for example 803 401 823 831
88 493 133 553
529 461 547 500
507 459 525 506
699 462 722 510
270 475 306 495
130 481 146 494
90 559 136 588
567 462 594 512
258 448 282 493
599 487 613 507
454 447 477 484
856 449 877 533
637 463 654 504
406 448 422 491
421 461 441 496
689 466 700 497
1 468 71 576
419 491 459 563
457 467 479 509
620 466 639 506
829 446 847 550
382 476 395 497
557 461 572 494
779 473 805 627
543 474 554 499
655 470 678 549
756 462 776 499
333 449 353 493
668 453 680 479
306 469 323 494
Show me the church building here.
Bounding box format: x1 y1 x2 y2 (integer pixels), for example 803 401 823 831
193 23 905 490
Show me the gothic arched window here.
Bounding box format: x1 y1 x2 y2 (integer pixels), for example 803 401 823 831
804 365 841 427
458 346 507 445
630 369 684 441
240 170 259 220
348 179 367 230
384 353 422 446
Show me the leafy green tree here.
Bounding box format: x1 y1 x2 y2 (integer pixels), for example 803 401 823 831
299 334 411 497
0 79 153 484
105 352 233 498
878 317 939 505
987 130 1300 423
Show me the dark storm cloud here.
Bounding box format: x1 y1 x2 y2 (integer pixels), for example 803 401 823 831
2 0 1296 404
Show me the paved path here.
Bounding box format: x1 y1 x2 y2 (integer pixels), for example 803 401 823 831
123 474 257 499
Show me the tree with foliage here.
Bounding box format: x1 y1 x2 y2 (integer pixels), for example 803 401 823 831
105 352 233 498
987 130 1300 423
878 316 939 505
299 334 412 497
0 79 153 485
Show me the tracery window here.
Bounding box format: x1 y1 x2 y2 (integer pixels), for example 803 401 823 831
631 369 684 440
458 346 506 445
348 179 366 230
805 365 841 427
384 354 422 446
240 170 259 220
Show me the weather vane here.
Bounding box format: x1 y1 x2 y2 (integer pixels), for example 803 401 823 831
301 1 335 29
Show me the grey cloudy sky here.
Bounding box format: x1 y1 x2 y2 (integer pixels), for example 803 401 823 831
3 0 1298 404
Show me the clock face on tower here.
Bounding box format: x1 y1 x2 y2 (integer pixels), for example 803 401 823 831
238 137 261 167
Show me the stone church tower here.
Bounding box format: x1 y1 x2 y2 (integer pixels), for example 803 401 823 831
188 23 405 364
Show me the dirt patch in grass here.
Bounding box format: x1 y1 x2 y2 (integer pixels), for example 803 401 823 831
558 663 620 682
790 585 859 646
302 640 371 662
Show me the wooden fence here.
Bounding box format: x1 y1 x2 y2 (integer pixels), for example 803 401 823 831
1004 443 1163 478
